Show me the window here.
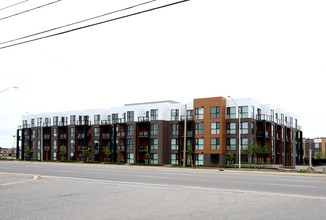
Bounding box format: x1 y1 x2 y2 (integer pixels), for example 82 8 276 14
211 138 220 150
270 110 274 122
70 152 75 160
227 123 236 135
240 122 248 134
187 110 194 120
171 139 179 150
315 143 321 149
195 123 204 135
31 119 35 127
70 127 75 138
94 127 100 137
53 128 58 137
241 138 248 150
151 153 158 164
70 115 76 125
251 122 255 135
108 115 111 124
151 124 158 135
195 108 204 120
171 124 179 136
31 130 36 139
240 106 248 118
227 138 236 150
151 138 158 150
70 140 75 150
127 153 134 164
94 115 100 125
94 140 100 150
127 138 134 150
211 122 220 134
37 129 41 138
195 154 204 165
251 106 255 118
37 118 42 127
171 154 179 165
127 111 134 122
53 116 58 126
195 138 204 150
151 109 158 121
211 107 220 119
227 107 236 119
37 140 41 149
112 113 118 123
171 109 179 121
53 140 58 150
53 152 57 161
127 125 134 136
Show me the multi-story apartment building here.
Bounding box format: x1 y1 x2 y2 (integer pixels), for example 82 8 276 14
16 97 303 166
303 138 326 159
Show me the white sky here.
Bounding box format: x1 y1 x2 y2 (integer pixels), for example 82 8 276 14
0 0 325 147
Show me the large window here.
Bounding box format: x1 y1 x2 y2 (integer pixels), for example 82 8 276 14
127 111 134 122
53 116 58 126
127 125 134 136
70 115 76 125
112 113 118 123
171 124 179 136
53 140 58 150
70 140 75 150
195 154 204 165
37 118 42 127
211 107 220 119
127 138 134 150
151 153 158 164
211 138 220 150
151 138 158 150
227 123 236 135
171 154 178 165
151 109 158 121
211 122 220 134
171 109 179 121
251 106 255 118
195 108 204 120
240 122 248 134
227 138 236 150
127 153 134 164
195 138 204 150
94 127 100 137
171 139 179 150
94 140 100 150
94 115 100 125
70 127 75 138
195 123 204 135
240 106 248 118
53 128 58 137
151 124 158 135
53 152 57 161
227 107 236 119
241 138 248 150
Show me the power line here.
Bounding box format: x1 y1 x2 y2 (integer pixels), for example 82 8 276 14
0 0 157 46
0 0 190 50
0 0 30 11
0 0 62 21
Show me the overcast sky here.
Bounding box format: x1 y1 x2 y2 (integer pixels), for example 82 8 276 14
0 0 325 147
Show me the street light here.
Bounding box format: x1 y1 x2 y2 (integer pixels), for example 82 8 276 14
0 86 18 94
228 96 241 169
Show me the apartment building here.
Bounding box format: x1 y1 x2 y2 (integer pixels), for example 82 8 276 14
303 138 326 159
16 97 303 166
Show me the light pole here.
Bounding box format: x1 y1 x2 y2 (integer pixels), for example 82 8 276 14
0 86 18 94
228 96 241 169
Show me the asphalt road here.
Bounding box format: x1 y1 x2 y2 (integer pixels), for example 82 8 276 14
1 161 326 219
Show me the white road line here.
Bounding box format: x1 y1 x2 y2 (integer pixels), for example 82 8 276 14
137 175 171 179
0 175 39 186
273 178 322 183
40 175 326 201
263 183 316 188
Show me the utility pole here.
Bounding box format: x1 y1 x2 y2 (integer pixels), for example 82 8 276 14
183 104 187 168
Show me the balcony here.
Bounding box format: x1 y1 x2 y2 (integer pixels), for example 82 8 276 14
59 122 68 127
76 120 91 126
77 146 86 151
43 122 51 127
44 134 50 140
138 131 149 137
77 134 85 139
117 146 125 151
180 115 194 121
24 135 30 140
102 133 110 139
116 132 125 137
138 146 148 152
44 146 50 151
181 131 193 137
256 114 272 121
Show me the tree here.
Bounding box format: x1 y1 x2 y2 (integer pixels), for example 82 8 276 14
102 146 111 162
25 147 32 161
81 148 90 162
145 150 150 164
187 146 194 167
251 145 262 163
243 145 253 163
315 151 323 160
226 152 234 166
59 145 67 161
261 143 271 163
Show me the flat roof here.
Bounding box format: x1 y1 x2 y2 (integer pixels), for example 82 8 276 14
124 100 180 106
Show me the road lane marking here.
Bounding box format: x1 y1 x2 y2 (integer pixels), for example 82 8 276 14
264 183 316 188
137 175 171 179
0 175 39 186
273 178 322 183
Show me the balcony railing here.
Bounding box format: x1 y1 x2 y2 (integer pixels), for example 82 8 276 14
44 146 50 151
116 132 125 137
181 131 193 137
102 133 110 139
44 134 50 140
60 134 67 139
138 131 149 137
43 122 51 127
180 115 194 121
77 134 85 139
101 120 111 125
76 120 91 126
138 117 149 122
59 121 68 126
138 145 148 151
117 146 125 151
